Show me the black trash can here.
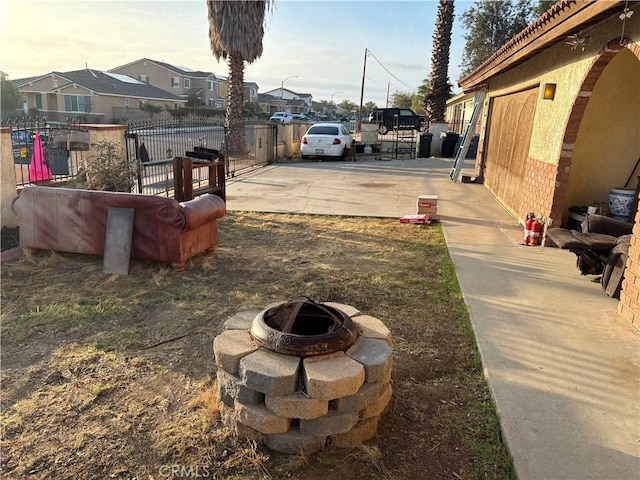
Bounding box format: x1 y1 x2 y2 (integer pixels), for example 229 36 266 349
46 148 70 175
417 132 433 158
441 131 460 158
453 134 480 159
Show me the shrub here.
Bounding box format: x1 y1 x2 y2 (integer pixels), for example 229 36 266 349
83 140 137 192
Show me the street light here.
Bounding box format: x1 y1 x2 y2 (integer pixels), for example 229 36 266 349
331 91 342 118
280 75 298 110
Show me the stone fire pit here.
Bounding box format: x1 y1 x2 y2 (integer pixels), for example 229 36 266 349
213 300 393 454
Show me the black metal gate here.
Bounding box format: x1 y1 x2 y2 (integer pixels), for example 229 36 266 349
125 116 275 196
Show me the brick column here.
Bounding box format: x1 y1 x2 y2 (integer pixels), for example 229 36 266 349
618 207 640 331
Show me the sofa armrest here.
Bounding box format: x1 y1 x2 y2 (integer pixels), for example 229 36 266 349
581 214 633 237
180 194 226 230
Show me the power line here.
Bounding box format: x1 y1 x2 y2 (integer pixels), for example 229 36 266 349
366 49 416 92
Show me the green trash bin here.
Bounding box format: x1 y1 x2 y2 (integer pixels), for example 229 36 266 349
417 132 433 158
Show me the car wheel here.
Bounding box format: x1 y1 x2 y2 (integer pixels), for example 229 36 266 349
378 125 389 135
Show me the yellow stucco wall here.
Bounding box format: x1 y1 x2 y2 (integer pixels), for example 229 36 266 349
0 128 18 228
566 48 640 207
484 13 639 166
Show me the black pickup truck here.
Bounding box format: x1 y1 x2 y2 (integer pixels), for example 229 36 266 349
367 108 428 135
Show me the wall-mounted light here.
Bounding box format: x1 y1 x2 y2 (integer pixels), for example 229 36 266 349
543 83 556 100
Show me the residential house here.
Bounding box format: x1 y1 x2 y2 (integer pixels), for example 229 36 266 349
258 93 285 114
445 91 478 135
244 82 259 105
262 88 313 113
13 69 185 123
109 58 227 109
457 0 639 324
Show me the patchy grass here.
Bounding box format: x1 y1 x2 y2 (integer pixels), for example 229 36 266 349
1 212 514 479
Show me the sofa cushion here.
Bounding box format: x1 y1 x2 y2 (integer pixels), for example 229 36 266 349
181 194 226 231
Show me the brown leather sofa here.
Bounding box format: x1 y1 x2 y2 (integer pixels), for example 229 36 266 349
12 186 226 271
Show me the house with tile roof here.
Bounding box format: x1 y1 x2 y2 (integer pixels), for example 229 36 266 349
109 58 228 109
262 88 312 113
13 69 186 122
452 0 640 325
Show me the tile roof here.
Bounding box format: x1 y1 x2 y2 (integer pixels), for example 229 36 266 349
459 0 627 88
54 69 185 100
140 58 212 78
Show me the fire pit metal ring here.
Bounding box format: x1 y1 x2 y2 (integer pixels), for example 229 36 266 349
250 297 358 357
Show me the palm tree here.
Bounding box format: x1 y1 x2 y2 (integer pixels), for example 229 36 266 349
425 0 455 123
206 0 272 156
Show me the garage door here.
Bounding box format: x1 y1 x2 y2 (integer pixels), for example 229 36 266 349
483 88 537 215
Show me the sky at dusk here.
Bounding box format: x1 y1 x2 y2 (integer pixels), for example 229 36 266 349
1 0 474 107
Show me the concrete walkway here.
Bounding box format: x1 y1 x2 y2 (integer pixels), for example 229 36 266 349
226 157 640 480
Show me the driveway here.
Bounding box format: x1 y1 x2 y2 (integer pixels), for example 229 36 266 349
226 157 640 480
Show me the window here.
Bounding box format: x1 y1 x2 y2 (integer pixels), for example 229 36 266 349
251 88 256 96
208 80 217 92
64 95 92 113
139 75 148 83
171 77 179 88
125 98 130 108
307 126 339 135
52 79 58 88
184 78 190 88
35 93 42 110
208 98 215 107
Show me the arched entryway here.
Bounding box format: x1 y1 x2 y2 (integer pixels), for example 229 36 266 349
551 39 640 226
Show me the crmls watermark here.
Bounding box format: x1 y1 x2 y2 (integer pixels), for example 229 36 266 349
158 465 213 478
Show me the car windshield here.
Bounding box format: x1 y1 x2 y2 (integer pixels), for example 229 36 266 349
307 126 339 135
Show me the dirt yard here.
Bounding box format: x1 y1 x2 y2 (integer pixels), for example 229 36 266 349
1 212 514 479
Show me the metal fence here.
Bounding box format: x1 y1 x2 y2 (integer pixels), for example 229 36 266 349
2 117 89 187
4 116 277 197
125 116 276 195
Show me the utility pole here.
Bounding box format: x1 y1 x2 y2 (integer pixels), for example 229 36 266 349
386 82 390 108
358 48 367 131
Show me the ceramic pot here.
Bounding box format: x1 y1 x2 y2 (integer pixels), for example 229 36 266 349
608 188 636 220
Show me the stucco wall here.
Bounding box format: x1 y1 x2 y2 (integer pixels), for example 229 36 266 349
0 128 18 228
566 48 640 207
485 13 640 166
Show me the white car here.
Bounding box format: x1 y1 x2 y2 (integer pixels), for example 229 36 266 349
300 123 352 160
270 112 292 123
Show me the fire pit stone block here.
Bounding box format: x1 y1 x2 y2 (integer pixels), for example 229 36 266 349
361 383 393 419
302 352 365 401
213 329 259 374
352 315 393 346
239 348 301 396
264 428 327 455
235 401 292 435
223 310 261 330
299 409 360 436
332 416 380 448
265 392 329 420
329 382 384 413
216 370 264 406
346 337 394 384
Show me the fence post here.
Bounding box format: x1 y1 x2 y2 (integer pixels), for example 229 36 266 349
0 127 19 228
